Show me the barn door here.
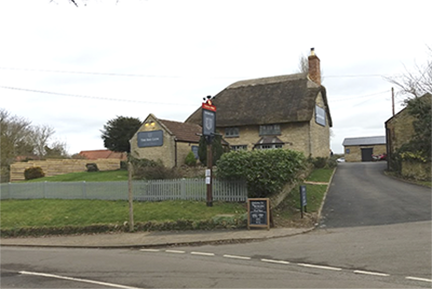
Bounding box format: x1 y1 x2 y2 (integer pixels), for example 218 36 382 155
361 148 373 162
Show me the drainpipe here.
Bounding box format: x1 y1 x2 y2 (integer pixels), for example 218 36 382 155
174 138 178 167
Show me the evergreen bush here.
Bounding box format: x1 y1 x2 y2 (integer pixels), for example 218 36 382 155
185 151 197 167
216 149 306 198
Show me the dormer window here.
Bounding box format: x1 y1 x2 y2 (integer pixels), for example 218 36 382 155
259 124 280 136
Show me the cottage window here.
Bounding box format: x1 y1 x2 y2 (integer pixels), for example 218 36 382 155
231 145 247 151
225 127 239 137
259 124 281 136
256 144 283 150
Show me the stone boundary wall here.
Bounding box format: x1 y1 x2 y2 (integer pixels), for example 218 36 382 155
401 161 431 181
10 159 121 182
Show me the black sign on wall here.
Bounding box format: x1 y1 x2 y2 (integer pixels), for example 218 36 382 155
247 198 270 230
137 130 164 148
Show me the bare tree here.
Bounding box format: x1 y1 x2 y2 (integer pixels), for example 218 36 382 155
297 54 309 74
45 141 69 158
0 109 32 150
30 125 55 156
386 46 432 99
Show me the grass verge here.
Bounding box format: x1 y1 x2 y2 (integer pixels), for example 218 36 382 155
0 200 247 237
272 167 334 228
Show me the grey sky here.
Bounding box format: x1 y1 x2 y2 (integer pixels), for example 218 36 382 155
1 0 430 154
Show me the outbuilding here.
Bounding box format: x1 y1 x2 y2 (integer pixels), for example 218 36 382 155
130 114 201 168
342 136 386 162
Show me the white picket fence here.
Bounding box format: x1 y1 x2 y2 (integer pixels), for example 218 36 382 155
0 179 247 202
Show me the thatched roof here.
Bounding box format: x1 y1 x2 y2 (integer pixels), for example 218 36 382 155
185 73 332 127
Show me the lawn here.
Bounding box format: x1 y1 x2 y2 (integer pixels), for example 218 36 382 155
306 168 335 183
21 170 129 182
0 199 246 229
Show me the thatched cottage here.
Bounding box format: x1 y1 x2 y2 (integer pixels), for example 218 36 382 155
130 49 332 167
185 49 332 158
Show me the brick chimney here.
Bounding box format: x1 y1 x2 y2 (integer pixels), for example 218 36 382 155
308 47 321 85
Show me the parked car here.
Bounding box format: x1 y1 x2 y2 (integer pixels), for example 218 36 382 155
337 157 345 163
372 154 387 161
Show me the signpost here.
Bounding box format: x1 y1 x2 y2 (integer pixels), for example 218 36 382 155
202 97 216 207
300 185 307 218
247 198 270 230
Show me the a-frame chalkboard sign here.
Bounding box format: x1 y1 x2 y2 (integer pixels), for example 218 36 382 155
247 198 270 230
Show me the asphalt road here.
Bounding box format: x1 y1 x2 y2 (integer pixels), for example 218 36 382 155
320 162 431 228
1 246 428 288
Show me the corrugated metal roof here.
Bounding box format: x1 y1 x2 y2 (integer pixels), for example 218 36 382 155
342 136 386 146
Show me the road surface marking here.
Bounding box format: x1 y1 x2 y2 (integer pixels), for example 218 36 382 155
406 276 432 283
19 271 142 289
297 263 342 271
223 254 251 260
139 249 160 252
261 259 290 265
354 270 390 277
165 250 186 254
191 251 215 256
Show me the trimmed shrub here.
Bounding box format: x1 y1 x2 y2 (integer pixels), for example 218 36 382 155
85 163 99 172
185 151 197 167
216 149 306 198
24 166 45 180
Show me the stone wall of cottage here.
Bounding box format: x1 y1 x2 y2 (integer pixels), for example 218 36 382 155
220 122 309 154
344 144 387 162
309 92 331 158
130 117 176 168
10 159 121 182
221 121 330 158
176 141 199 166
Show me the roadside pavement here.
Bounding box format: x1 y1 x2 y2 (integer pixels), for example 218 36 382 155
0 227 314 249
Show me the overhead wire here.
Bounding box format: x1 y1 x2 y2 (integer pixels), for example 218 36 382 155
0 66 396 105
0 85 197 106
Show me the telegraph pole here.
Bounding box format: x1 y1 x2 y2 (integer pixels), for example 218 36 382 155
392 87 395 116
